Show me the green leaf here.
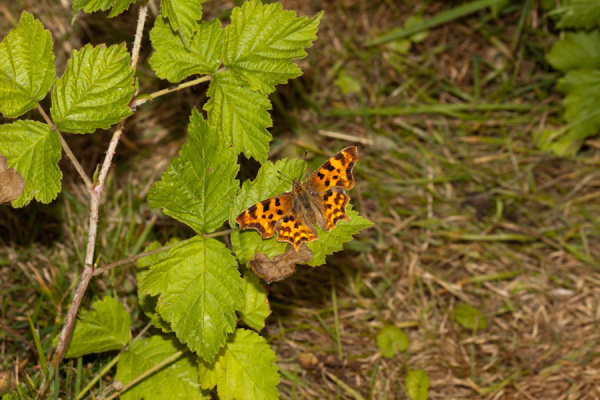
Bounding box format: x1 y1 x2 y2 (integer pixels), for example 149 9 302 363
109 0 138 17
558 0 600 29
50 43 134 134
58 296 131 358
223 0 322 93
307 205 373 266
0 120 62 207
149 17 223 83
453 303 489 330
405 369 430 400
138 239 181 333
204 70 272 163
148 108 239 234
72 0 136 17
546 31 600 72
376 325 408 358
140 236 242 361
240 270 270 331
197 329 279 400
555 69 600 154
0 12 55 118
116 335 209 400
161 0 204 46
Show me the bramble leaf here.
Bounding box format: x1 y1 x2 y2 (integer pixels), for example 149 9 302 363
140 237 242 362
558 0 600 30
109 0 138 17
0 120 62 207
50 43 134 134
116 335 209 400
149 17 223 83
405 369 430 400
307 205 373 266
72 0 137 18
58 296 131 358
550 69 600 156
161 0 205 46
204 70 272 163
223 0 322 93
0 12 55 118
148 108 239 234
240 270 270 331
546 31 600 72
198 329 279 400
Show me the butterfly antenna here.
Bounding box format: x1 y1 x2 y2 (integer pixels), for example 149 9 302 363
300 150 308 179
276 170 293 183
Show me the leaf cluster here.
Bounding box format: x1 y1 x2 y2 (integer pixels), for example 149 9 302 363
0 2 374 399
542 0 600 156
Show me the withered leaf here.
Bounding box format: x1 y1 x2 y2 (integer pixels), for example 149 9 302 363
0 155 25 204
250 244 313 283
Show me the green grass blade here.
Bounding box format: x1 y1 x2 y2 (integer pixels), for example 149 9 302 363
367 0 508 45
27 314 47 376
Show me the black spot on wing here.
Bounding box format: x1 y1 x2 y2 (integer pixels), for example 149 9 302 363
318 172 325 180
323 162 335 172
262 200 270 212
276 209 283 215
275 198 281 206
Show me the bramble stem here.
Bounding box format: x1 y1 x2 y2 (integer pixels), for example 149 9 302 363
35 2 150 398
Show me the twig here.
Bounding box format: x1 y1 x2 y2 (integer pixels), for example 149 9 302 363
93 229 235 276
317 130 373 145
93 239 184 276
104 350 185 400
35 3 150 398
132 70 223 108
59 135 93 192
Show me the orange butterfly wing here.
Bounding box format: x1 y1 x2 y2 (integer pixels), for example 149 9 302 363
307 146 358 231
275 207 319 251
236 194 293 239
307 146 359 192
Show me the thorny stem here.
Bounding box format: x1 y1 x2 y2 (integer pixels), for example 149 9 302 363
35 2 150 399
93 229 235 276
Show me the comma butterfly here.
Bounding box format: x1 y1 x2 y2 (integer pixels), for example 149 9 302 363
236 146 359 251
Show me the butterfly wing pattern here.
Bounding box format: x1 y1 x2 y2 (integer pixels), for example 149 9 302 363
307 146 358 231
235 194 294 239
236 146 359 252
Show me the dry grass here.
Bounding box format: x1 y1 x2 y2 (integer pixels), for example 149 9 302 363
2 0 600 399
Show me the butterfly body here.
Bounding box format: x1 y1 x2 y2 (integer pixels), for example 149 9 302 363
236 147 359 251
